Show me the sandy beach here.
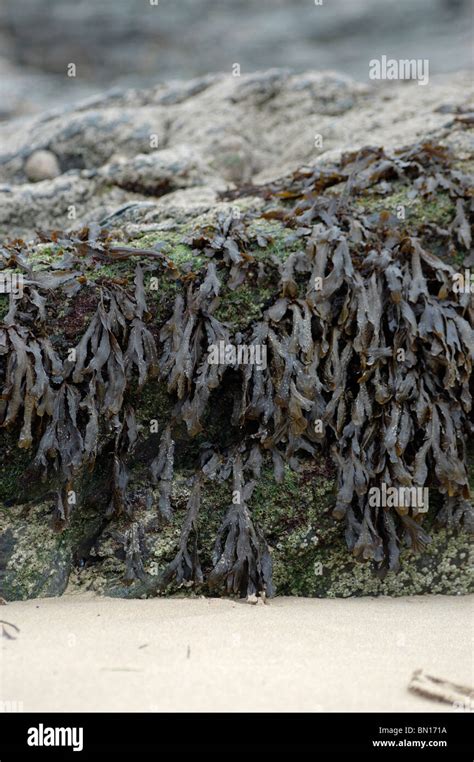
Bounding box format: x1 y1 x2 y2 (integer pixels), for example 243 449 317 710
1 594 472 713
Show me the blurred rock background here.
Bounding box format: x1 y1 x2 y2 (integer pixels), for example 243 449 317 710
0 0 472 120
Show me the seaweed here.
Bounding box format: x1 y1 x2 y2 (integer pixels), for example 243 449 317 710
0 252 161 525
150 426 175 520
208 453 273 598
161 476 203 587
0 138 472 598
112 521 148 583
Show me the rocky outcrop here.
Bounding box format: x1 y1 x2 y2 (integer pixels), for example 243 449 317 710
1 0 472 119
0 71 472 601
2 465 473 601
0 70 472 238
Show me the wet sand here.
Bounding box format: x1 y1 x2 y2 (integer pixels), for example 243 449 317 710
1 594 472 712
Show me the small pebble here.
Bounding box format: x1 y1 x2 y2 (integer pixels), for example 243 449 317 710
24 150 60 182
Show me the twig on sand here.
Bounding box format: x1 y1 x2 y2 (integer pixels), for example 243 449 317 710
409 669 474 710
0 620 20 640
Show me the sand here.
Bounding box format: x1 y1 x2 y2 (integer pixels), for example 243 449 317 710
1 594 472 712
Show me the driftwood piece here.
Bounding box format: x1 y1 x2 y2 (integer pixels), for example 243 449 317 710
409 669 474 710
0 620 20 639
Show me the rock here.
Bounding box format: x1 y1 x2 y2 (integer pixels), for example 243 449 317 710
0 69 472 238
1 467 472 601
0 70 472 602
24 150 61 182
0 0 472 116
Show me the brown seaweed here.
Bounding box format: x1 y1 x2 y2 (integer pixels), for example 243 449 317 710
208 454 273 597
161 476 203 587
1 138 472 597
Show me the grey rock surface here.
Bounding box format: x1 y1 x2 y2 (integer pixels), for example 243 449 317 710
0 69 472 238
0 0 471 119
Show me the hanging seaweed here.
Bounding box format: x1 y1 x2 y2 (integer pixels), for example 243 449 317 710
161 475 203 587
150 426 175 521
0 137 472 598
208 453 273 598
